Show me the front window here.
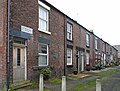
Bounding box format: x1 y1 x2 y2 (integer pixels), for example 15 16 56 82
38 44 48 66
86 33 90 47
67 22 73 40
86 52 89 65
67 48 72 65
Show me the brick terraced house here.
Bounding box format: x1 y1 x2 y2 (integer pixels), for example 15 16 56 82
0 0 118 87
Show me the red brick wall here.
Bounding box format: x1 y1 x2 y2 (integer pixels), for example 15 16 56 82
89 33 94 66
80 27 86 49
0 0 7 87
10 0 38 80
65 19 82 73
10 0 66 79
49 8 65 76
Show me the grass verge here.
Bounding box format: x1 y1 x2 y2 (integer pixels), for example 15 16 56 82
49 78 62 85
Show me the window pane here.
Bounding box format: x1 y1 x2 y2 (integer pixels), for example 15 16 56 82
40 20 47 31
95 37 98 49
86 34 90 46
67 49 71 56
67 33 69 39
67 24 70 32
67 58 71 64
69 33 71 40
39 6 48 31
40 8 47 20
86 34 88 41
67 23 72 40
86 53 89 64
38 55 47 65
17 48 20 66
67 49 72 65
67 32 72 40
39 44 47 54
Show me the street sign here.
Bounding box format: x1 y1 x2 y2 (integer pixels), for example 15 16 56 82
21 25 33 34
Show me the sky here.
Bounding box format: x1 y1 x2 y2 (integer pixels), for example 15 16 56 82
46 0 120 46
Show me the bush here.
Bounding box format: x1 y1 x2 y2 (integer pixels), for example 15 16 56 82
39 68 52 80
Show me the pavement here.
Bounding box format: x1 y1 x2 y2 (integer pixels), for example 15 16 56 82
13 67 119 91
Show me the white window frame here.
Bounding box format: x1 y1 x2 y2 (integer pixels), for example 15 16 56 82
67 22 73 40
67 48 72 65
38 0 50 10
86 33 90 47
95 51 98 59
38 43 49 66
95 37 98 50
38 1 51 35
86 52 89 65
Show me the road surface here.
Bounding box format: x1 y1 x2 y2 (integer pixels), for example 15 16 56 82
102 66 120 91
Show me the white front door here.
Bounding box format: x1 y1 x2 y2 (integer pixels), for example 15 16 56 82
13 46 26 82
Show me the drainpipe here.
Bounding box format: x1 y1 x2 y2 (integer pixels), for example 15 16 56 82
64 16 67 76
7 0 10 90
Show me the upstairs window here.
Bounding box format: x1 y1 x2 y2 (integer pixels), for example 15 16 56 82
95 37 98 50
39 7 48 31
67 22 73 40
38 1 51 34
86 33 90 47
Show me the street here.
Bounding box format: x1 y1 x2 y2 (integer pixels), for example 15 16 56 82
12 66 120 91
102 66 120 91
45 66 120 91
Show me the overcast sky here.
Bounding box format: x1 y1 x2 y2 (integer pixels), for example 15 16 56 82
46 0 120 46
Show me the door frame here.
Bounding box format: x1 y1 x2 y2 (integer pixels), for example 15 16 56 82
80 51 84 72
76 50 80 73
13 43 27 81
76 50 85 73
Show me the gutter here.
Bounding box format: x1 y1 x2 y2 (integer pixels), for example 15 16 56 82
64 16 67 76
7 0 10 90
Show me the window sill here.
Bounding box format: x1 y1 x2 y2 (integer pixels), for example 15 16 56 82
67 39 73 42
38 28 51 35
95 49 98 51
67 65 73 68
86 45 90 48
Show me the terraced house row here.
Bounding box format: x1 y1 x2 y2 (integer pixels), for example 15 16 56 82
0 0 118 87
